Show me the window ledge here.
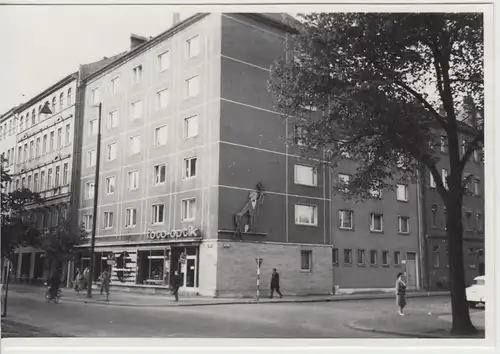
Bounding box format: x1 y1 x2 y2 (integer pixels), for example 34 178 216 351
382 265 390 268
370 230 384 234
343 264 353 267
339 227 354 231
300 269 311 273
357 264 366 267
398 232 411 236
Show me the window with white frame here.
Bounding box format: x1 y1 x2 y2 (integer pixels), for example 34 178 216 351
40 171 45 191
442 168 448 189
429 170 436 188
382 251 389 266
125 208 137 228
128 170 139 190
87 149 96 167
103 211 113 229
65 124 71 145
105 176 116 195
111 76 120 94
183 157 197 179
158 51 170 72
186 35 200 58
476 213 483 232
154 125 168 147
294 164 317 186
394 251 401 265
152 204 165 224
59 92 64 111
33 173 38 192
370 213 383 232
294 204 318 226
129 135 141 154
57 128 62 148
47 169 53 188
396 184 408 201
63 163 68 185
83 214 93 231
55 166 60 187
107 143 117 161
186 75 200 97
300 250 312 271
181 198 196 221
339 210 353 229
338 173 350 192
133 65 143 84
343 249 352 264
108 110 119 129
67 88 73 107
369 187 383 198
157 89 169 110
473 178 481 196
357 249 365 265
131 100 143 120
153 164 166 185
398 216 410 234
91 87 100 105
89 119 98 137
85 182 95 200
184 115 198 138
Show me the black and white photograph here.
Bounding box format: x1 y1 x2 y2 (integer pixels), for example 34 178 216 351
0 1 495 353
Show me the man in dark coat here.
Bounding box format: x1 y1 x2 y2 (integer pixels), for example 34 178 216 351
171 270 182 302
270 268 283 299
49 268 62 299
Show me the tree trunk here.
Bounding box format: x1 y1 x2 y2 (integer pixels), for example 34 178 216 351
446 193 477 335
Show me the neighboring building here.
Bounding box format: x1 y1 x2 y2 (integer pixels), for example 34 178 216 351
420 123 485 290
74 13 333 297
0 106 20 183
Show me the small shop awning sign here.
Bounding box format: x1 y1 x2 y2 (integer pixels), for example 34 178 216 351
146 226 201 240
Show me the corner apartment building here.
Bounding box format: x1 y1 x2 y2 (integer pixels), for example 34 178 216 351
75 13 333 297
0 107 19 183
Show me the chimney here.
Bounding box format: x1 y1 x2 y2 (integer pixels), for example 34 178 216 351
173 12 180 26
130 33 148 50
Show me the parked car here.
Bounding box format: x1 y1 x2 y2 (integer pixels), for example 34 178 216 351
466 275 485 308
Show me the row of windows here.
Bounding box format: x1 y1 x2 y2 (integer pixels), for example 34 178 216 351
430 204 483 232
336 173 410 201
432 246 483 268
89 35 200 101
332 248 405 267
429 169 481 196
82 198 196 231
5 162 71 193
337 210 411 233
16 124 72 164
440 135 484 163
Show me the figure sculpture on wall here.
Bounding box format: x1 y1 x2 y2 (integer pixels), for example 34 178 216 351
234 182 265 240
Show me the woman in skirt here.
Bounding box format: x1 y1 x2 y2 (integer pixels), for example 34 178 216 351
396 272 407 316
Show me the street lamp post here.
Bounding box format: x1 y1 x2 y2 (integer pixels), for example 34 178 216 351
87 102 102 299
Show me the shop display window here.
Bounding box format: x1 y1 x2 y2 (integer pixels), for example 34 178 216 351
137 249 170 286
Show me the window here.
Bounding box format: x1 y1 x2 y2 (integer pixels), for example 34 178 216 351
370 250 377 265
57 127 62 148
343 249 352 264
131 100 143 119
65 124 71 145
357 249 365 265
429 171 436 188
473 178 481 196
396 184 408 201
85 182 95 200
300 250 312 271
394 251 401 265
154 125 168 147
433 246 440 267
91 87 100 105
63 163 69 185
184 115 198 138
181 198 196 221
465 211 472 230
186 35 200 58
294 164 317 186
107 143 117 161
129 135 141 154
27 175 32 190
111 76 120 94
370 213 383 232
339 210 353 229
398 216 410 233
105 176 116 194
462 139 468 155
51 97 56 112
40 171 45 191
108 110 119 129
294 204 318 226
153 164 166 185
476 213 483 232
47 168 53 189
442 168 448 189
87 149 97 167
369 187 383 199
29 141 34 159
183 157 197 179
17 146 22 162
157 89 169 109
440 135 448 153
382 251 389 266
473 149 481 163
294 125 306 146
125 208 137 228
186 75 200 97
55 166 60 187
67 88 73 107
21 177 26 189
23 144 28 161
152 204 165 224
332 248 339 265
444 207 448 230
59 93 64 111
128 170 139 190
34 138 40 157
50 131 55 151
83 214 93 231
103 211 113 229
431 204 439 227
33 173 39 192
20 116 24 131
338 173 350 192
133 65 143 84
89 119 98 136
158 51 170 72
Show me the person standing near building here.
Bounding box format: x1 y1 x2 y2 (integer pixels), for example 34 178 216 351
171 270 182 302
73 268 83 294
99 270 111 301
82 267 90 290
270 268 283 299
396 272 407 316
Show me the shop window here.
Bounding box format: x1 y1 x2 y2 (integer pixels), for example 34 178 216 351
34 253 44 279
20 253 31 278
137 249 169 286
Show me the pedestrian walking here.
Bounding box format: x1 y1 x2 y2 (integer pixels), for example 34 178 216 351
269 268 283 299
99 270 111 301
74 268 84 295
396 272 407 316
171 270 182 302
82 267 90 290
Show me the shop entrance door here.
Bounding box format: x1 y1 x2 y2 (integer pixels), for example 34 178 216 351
405 252 418 290
184 256 197 288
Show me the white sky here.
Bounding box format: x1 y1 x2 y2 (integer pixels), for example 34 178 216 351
0 6 194 114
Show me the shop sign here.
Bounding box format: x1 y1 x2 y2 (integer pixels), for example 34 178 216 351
146 226 201 240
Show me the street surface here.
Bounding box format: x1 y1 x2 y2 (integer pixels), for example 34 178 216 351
1 291 481 338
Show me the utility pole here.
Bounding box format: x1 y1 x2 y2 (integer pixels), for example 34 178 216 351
255 257 263 301
87 102 102 298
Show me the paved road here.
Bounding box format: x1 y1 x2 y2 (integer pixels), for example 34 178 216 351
2 291 456 338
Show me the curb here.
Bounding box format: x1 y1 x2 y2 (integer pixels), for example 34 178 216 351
345 320 450 338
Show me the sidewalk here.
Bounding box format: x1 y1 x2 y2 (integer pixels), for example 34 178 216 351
347 310 486 338
8 283 450 308
1 318 68 338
